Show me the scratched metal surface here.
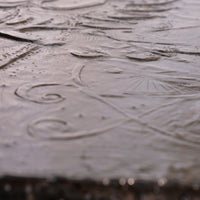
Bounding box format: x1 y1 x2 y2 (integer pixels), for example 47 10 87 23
0 0 200 185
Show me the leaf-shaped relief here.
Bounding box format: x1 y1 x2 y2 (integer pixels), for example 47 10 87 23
82 12 120 23
108 13 161 21
70 47 106 59
6 10 33 26
41 0 107 10
119 6 172 13
15 83 127 140
79 21 132 30
126 52 161 62
153 46 200 56
127 0 179 6
0 0 30 8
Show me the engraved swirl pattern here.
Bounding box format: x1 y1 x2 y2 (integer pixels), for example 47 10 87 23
0 0 200 182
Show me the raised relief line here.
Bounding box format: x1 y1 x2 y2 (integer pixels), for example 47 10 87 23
27 117 128 141
41 0 108 10
0 45 39 69
71 64 85 86
0 31 36 43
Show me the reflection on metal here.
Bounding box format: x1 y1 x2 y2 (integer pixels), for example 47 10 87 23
0 0 199 187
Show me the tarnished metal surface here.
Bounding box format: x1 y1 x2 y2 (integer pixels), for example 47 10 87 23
0 0 200 187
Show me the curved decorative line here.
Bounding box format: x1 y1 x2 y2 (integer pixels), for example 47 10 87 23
27 117 129 140
71 64 85 86
15 83 66 104
41 0 108 11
